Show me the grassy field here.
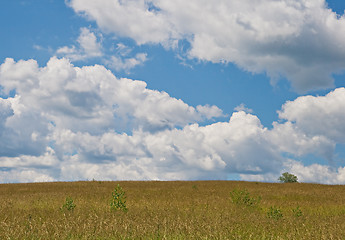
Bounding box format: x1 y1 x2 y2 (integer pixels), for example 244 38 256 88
1 181 345 239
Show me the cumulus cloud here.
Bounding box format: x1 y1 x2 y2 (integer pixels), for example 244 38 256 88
0 147 58 168
0 57 228 182
68 0 176 46
68 0 345 91
77 27 103 57
53 111 284 180
1 57 345 183
0 57 221 133
283 160 345 184
264 88 345 162
57 27 103 61
278 88 345 143
268 121 335 160
0 96 49 158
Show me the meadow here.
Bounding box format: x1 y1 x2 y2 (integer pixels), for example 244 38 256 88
1 180 345 239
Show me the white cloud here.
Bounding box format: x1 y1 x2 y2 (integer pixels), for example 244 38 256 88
106 43 149 72
56 28 148 72
56 45 77 55
115 43 133 57
0 58 39 95
240 160 345 184
196 105 225 120
234 103 253 114
239 162 345 184
68 0 176 46
268 121 335 160
69 0 345 91
0 96 49 158
278 87 345 143
0 98 13 129
107 52 147 72
0 57 221 133
0 147 58 168
239 173 278 183
77 27 103 57
264 88 345 162
57 27 103 61
0 169 55 183
53 111 284 181
283 160 345 184
1 57 345 183
0 57 226 182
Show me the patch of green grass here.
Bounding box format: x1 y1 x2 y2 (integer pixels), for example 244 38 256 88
61 196 76 212
292 205 303 217
267 206 283 220
230 188 261 208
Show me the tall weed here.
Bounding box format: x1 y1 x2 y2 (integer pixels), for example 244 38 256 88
110 184 128 212
267 206 283 220
61 197 76 211
230 188 261 208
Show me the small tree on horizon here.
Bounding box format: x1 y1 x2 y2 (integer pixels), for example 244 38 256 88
278 172 298 183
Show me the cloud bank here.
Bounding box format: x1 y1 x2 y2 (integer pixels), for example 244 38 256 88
68 0 345 91
1 57 345 183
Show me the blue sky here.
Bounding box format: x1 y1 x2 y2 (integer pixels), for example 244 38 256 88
0 0 345 183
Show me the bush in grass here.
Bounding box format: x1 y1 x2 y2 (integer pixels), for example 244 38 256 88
110 184 128 212
230 188 261 207
293 206 303 217
61 197 76 211
267 206 283 220
278 172 298 183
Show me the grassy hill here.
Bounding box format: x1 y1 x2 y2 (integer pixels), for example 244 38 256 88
1 180 345 239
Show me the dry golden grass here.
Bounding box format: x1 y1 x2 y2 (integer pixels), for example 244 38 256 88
1 181 345 239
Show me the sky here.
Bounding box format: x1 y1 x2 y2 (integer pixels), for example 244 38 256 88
0 0 345 183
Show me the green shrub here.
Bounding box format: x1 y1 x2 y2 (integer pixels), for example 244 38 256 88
110 184 128 212
278 172 298 183
292 206 303 217
230 188 261 207
61 197 76 211
267 206 283 220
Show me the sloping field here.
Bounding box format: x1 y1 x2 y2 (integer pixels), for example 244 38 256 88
1 180 345 239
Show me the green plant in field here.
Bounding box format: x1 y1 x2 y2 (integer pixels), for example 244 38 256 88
110 184 128 212
230 188 261 207
292 206 303 217
267 206 283 220
278 172 298 183
61 197 76 211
